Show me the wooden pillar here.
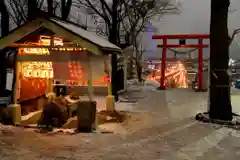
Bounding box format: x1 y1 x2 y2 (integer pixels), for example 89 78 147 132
48 36 54 93
159 37 167 89
104 54 112 96
14 61 21 104
105 54 115 111
198 38 203 90
87 56 93 101
47 66 53 93
123 54 128 91
11 59 22 125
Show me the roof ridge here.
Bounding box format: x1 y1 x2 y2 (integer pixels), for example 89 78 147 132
49 17 87 30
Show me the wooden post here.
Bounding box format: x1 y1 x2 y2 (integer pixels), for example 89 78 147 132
87 55 97 130
105 54 115 111
10 58 22 125
47 64 53 93
123 54 128 91
198 38 203 90
87 56 93 101
14 62 21 104
159 37 167 90
104 54 112 96
48 36 54 93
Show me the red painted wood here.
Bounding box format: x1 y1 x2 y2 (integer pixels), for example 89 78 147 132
198 39 203 90
152 34 210 39
160 38 167 89
152 34 209 90
157 44 209 48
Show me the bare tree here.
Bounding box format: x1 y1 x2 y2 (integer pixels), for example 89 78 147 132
228 5 240 46
226 6 240 97
0 0 10 36
74 0 128 100
0 0 10 95
61 0 72 20
121 0 178 82
28 0 38 20
74 0 123 44
74 0 178 98
47 0 54 16
8 0 28 26
229 28 240 45
209 0 232 120
8 0 72 27
7 0 44 26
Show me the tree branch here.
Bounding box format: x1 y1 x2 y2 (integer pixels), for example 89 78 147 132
229 28 240 46
61 0 72 20
99 0 112 15
74 0 111 25
8 0 28 25
38 0 45 8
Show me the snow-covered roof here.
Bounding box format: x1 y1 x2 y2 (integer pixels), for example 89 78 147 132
50 18 121 52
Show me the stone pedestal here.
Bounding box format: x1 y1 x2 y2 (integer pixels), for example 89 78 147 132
106 95 115 112
77 101 96 132
8 104 21 125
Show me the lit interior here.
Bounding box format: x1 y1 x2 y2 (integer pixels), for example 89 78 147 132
17 35 108 101
147 60 188 88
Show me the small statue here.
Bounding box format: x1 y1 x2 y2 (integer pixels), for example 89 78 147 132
38 92 69 130
65 92 81 117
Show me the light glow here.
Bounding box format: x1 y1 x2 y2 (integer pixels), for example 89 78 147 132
18 36 65 79
147 60 188 88
21 62 53 78
39 35 63 46
21 48 50 55
17 35 108 100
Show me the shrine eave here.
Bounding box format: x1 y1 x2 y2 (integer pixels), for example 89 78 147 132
0 17 122 55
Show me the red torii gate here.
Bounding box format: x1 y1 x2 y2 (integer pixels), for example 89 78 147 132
152 34 210 91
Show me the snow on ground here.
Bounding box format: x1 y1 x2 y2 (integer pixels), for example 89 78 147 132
129 80 240 115
127 79 160 91
78 83 240 134
80 80 240 119
231 87 240 114
0 80 240 159
81 96 134 112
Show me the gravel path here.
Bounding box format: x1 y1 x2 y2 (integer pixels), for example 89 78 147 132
0 86 239 159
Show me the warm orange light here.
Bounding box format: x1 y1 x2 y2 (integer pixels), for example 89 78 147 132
21 62 53 78
39 35 63 46
147 60 188 88
22 48 50 55
18 35 65 79
18 36 107 88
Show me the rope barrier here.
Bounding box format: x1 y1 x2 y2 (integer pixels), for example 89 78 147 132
167 47 198 54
